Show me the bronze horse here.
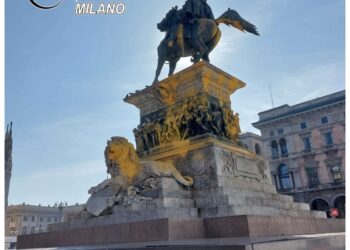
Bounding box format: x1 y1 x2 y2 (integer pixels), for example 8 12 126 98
153 8 259 84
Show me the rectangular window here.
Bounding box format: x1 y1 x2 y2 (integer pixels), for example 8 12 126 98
272 150 279 159
291 172 295 187
40 216 44 222
271 141 279 159
54 217 59 222
300 122 307 129
280 139 288 156
324 132 333 146
305 167 319 187
321 116 328 124
23 216 28 222
279 164 293 189
32 216 35 222
47 217 51 223
331 165 342 182
303 137 312 151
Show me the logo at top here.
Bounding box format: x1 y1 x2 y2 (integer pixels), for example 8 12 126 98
29 0 63 9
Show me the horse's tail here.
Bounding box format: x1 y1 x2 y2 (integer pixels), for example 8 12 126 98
215 8 259 36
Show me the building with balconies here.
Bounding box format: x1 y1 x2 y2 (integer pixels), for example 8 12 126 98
251 90 345 218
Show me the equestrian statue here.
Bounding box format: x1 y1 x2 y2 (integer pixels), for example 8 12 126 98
153 0 259 84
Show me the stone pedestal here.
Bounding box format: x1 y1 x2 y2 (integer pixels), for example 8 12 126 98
17 62 344 249
49 178 198 231
126 61 246 153
122 61 326 220
125 61 245 119
140 134 325 219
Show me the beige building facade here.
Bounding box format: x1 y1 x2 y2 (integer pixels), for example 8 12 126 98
243 91 345 218
5 203 83 236
239 132 265 156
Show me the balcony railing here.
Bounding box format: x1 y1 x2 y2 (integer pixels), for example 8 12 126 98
278 181 345 194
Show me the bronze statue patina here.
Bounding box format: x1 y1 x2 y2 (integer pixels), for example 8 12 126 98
131 94 242 152
153 0 259 84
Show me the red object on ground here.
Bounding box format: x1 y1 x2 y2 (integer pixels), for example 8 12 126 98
330 208 339 218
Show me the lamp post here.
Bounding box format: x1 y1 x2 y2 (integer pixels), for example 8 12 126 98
58 202 64 222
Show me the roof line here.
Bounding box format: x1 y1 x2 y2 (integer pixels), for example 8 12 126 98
253 94 345 126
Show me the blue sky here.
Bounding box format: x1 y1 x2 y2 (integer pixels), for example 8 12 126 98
5 0 345 205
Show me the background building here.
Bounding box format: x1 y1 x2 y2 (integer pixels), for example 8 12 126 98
5 122 13 209
246 90 345 218
239 132 265 156
5 203 84 236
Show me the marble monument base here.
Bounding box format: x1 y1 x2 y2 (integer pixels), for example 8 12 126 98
48 135 326 233
17 215 344 249
17 136 345 249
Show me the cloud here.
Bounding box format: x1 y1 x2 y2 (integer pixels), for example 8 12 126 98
274 62 344 106
229 59 344 135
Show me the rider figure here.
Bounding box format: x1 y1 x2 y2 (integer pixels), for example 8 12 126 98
167 0 214 48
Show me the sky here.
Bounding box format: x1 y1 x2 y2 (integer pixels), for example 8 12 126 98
5 0 345 206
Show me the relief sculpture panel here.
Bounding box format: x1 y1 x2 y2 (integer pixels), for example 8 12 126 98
133 94 241 152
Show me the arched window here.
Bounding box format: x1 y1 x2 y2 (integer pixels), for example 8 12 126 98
271 141 279 158
311 199 330 217
279 164 292 189
334 196 345 218
279 138 288 156
255 143 261 155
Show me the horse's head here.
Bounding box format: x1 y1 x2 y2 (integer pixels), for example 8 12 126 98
157 6 178 32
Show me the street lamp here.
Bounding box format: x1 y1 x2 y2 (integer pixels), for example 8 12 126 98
58 202 64 222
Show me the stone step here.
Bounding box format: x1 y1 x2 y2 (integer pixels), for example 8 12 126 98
199 205 326 219
243 196 309 211
194 186 293 203
58 207 200 230
195 195 301 209
156 178 192 191
112 197 196 212
140 188 192 199
223 188 293 202
111 207 199 224
223 190 308 210
153 197 195 208
195 193 309 212
193 187 226 198
221 187 294 203
216 176 277 194
195 194 229 208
